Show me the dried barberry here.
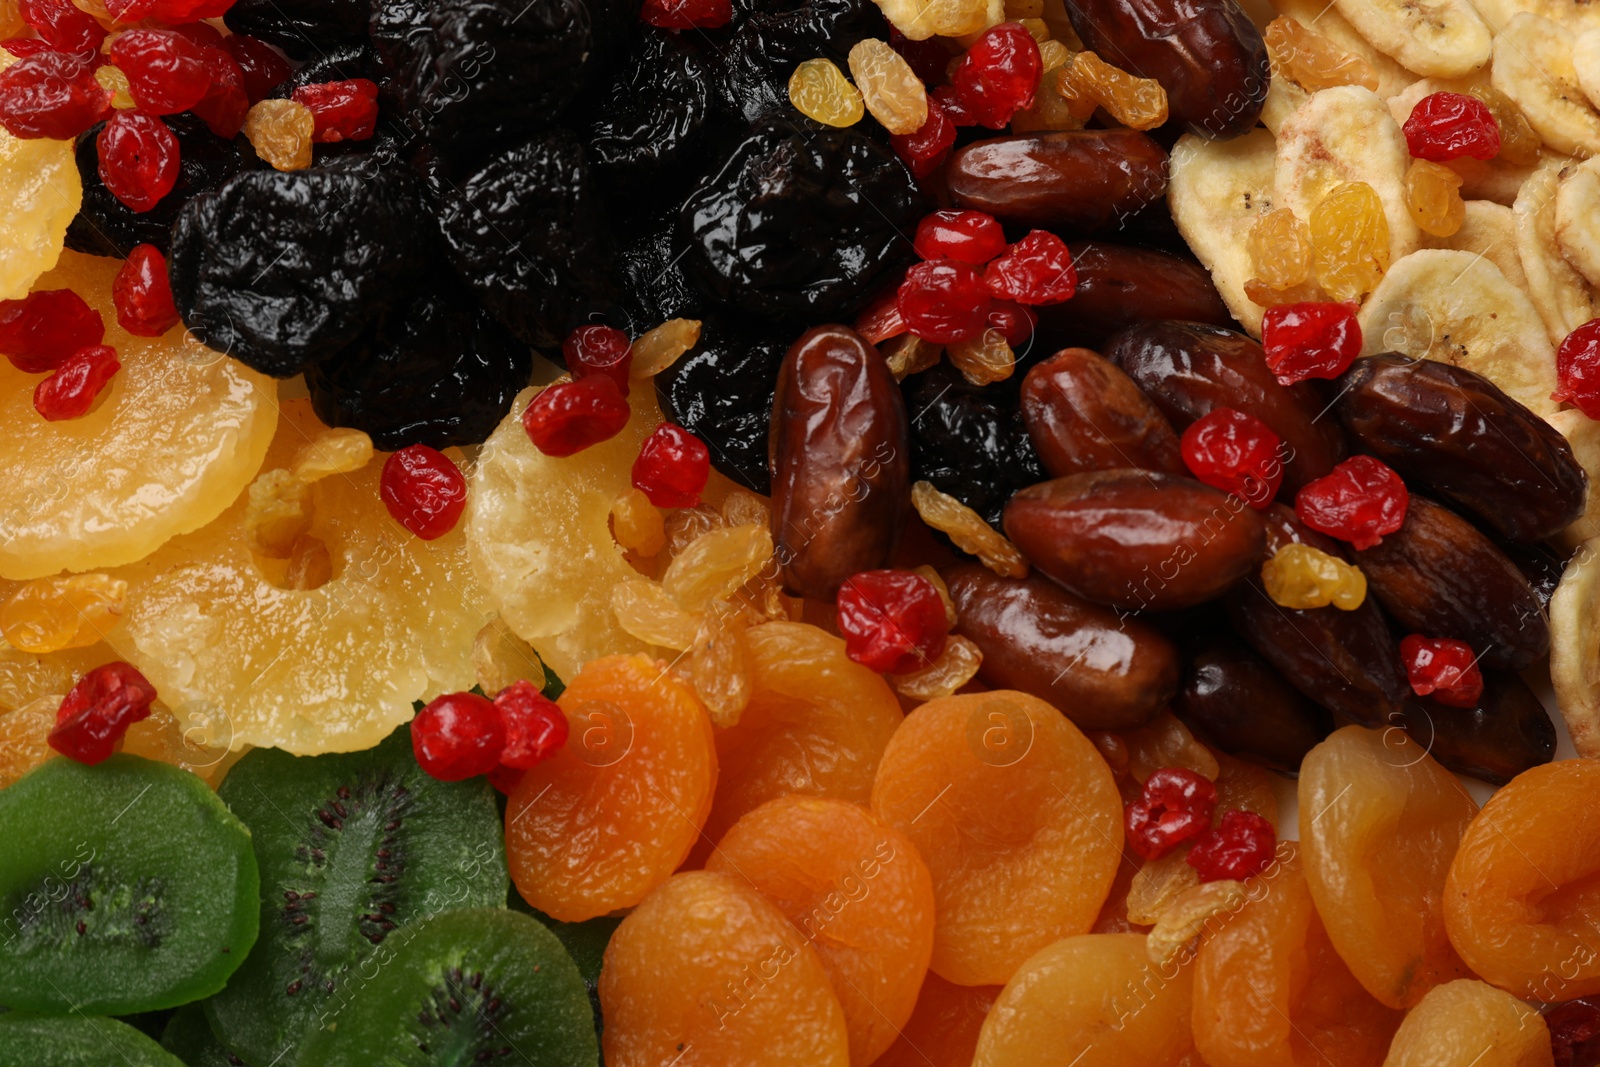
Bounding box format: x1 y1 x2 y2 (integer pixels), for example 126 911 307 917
96 110 180 213
112 244 180 337
1125 767 1218 861
655 317 787 494
0 51 110 140
380 444 468 540
633 423 710 508
1187 809 1276 882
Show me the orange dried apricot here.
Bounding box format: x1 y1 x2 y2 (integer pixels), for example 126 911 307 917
875 973 1001 1067
1381 979 1553 1067
505 653 717 922
871 690 1123 985
1212 749 1279 827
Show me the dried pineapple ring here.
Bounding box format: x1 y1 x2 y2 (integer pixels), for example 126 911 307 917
1550 537 1600 759
0 123 80 302
0 252 278 580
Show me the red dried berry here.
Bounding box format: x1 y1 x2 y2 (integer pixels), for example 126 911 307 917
984 230 1077 305
0 288 105 373
34 344 119 420
1187 809 1277 882
379 444 467 540
1261 301 1362 384
97 110 180 213
913 210 1007 265
152 0 236 21
1554 318 1600 419
165 21 225 48
110 29 211 115
104 0 154 21
897 259 992 344
1181 407 1283 509
1 39 55 59
853 278 908 345
639 0 731 28
190 45 248 137
0 51 111 139
19 0 105 57
562 323 632 393
220 34 292 103
836 569 950 675
986 299 1036 346
410 691 505 781
950 22 1039 129
494 679 569 770
291 78 379 143
1400 634 1483 708
632 422 710 508
889 95 957 178
1296 454 1409 550
1403 91 1500 162
1124 766 1219 862
48 661 157 765
112 244 180 337
488 763 524 795
1547 998 1600 1067
521 375 631 458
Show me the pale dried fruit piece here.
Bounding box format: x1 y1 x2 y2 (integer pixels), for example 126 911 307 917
241 99 314 171
1147 879 1249 967
1247 207 1313 290
662 522 772 612
1168 129 1278 336
1516 157 1598 346
1579 28 1600 112
1555 156 1600 288
610 575 698 650
789 58 865 128
870 0 998 40
913 564 957 625
882 334 942 380
0 574 125 654
1493 14 1600 159
1469 85 1544 167
0 638 106 715
946 330 1015 385
1327 0 1490 78
1126 848 1202 926
1272 0 1413 97
610 487 664 558
1122 710 1220 784
1265 16 1377 92
1381 979 1554 1067
848 38 928 135
244 468 311 559
1550 537 1600 757
1405 159 1465 237
1550 412 1600 549
911 481 1027 578
1012 39 1087 133
0 127 80 302
629 318 701 379
1419 199 1531 292
891 633 982 701
719 488 768 528
1056 50 1168 131
1260 73 1311 136
664 502 723 557
1243 278 1332 306
290 428 372 482
472 614 548 698
1471 0 1600 33
0 693 60 788
95 64 136 110
688 602 751 727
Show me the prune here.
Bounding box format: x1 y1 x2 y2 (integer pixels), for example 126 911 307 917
655 317 788 494
583 29 712 192
305 278 532 450
944 130 1169 232
716 0 886 124
224 0 369 58
66 114 248 259
267 42 378 95
1033 242 1231 347
168 164 427 377
1335 355 1587 543
1175 631 1330 773
678 115 924 321
903 362 1047 527
1394 673 1556 786
434 129 615 348
1020 347 1187 478
615 208 705 329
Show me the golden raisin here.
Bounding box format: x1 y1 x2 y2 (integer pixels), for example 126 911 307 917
847 38 927 136
610 487 665 558
688 602 752 727
1262 542 1367 610
881 334 942 380
911 481 1028 578
472 614 548 697
0 574 126 654
662 523 772 612
629 318 701 379
241 99 314 172
946 329 1015 385
1012 40 1086 133
1405 159 1466 238
282 534 332 591
912 564 957 626
94 64 136 110
244 468 311 559
1467 85 1542 166
663 503 724 557
1057 50 1167 131
891 634 982 701
1147 879 1249 966
1247 207 1313 290
291 428 373 482
1263 17 1378 92
788 58 864 127
1242 278 1331 307
1309 181 1390 303
610 575 699 650
719 488 770 529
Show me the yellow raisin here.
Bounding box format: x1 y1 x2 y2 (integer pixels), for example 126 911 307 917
244 468 311 559
689 603 752 727
1012 40 1085 133
1467 86 1542 166
1126 849 1201 926
946 329 1015 385
1243 277 1331 307
891 634 982 701
880 334 942 380
611 487 666 558
873 0 991 40
1247 207 1313 290
1261 542 1367 610
847 39 927 136
1263 17 1378 92
473 614 549 696
291 428 373 482
1057 50 1167 131
241 99 314 172
1146 879 1251 966
629 318 701 379
1309 181 1390 303
664 504 724 557
910 480 1029 578
282 534 332 591
0 574 126 654
1018 16 1049 40
788 58 864 127
0 0 24 36
94 64 136 110
663 523 773 612
719 489 770 529
610 575 700 650
1404 159 1465 238
912 564 957 626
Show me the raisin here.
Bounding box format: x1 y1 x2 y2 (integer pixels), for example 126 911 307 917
582 29 713 197
1056 49 1168 131
1404 158 1465 238
1247 207 1313 291
1263 16 1377 92
715 0 887 124
223 0 369 59
655 316 787 494
1309 181 1390 303
848 37 927 136
788 57 865 127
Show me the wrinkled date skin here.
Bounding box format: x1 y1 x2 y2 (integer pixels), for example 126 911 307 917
1335 355 1587 544
1225 504 1411 727
769 325 911 600
1105 320 1348 492
1002 469 1267 611
1356 496 1548 672
1394 672 1556 786
1033 242 1232 348
1061 0 1269 138
1176 631 1331 773
945 130 1169 232
945 563 1178 731
1020 347 1187 478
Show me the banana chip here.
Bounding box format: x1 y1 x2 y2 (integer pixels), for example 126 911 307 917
1261 74 1310 135
1547 409 1600 550
1515 156 1598 345
1493 14 1600 158
1472 0 1600 34
1329 0 1490 78
1273 0 1414 97
1555 156 1600 288
1577 28 1600 111
1168 128 1278 337
1420 199 1531 292
1550 537 1600 759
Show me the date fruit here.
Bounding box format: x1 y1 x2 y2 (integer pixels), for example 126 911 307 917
1392 672 1556 786
1020 347 1187 478
945 130 1169 232
1033 242 1232 348
1176 631 1330 773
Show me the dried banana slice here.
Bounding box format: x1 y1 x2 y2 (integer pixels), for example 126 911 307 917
1472 0 1600 34
1516 155 1598 345
1547 409 1600 549
1420 199 1531 293
1492 14 1600 159
1260 74 1310 136
1555 156 1600 287
1274 0 1434 96
1578 28 1600 111
1168 128 1277 337
1328 0 1490 79
1550 538 1600 759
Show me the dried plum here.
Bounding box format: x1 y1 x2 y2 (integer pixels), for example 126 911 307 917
267 41 379 95
224 0 369 59
678 116 923 321
66 115 249 259
168 165 428 377
616 207 704 331
305 279 532 450
583 29 713 192
716 0 886 124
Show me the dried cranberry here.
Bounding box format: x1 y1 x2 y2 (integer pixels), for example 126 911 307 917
522 376 631 457
112 244 180 337
410 691 505 781
1403 91 1500 162
632 422 710 508
494 679 568 770
1261 301 1362 384
109 29 211 115
1296 455 1409 550
854 280 908 345
1 39 53 59
913 210 1007 265
985 230 1077 305
986 300 1036 346
0 51 110 139
165 21 225 48
639 0 731 28
1181 407 1283 509
890 96 957 179
562 324 632 393
0 289 104 373
292 78 379 143
897 259 991 344
950 22 1039 129
1400 634 1483 708
152 0 235 21
104 0 154 20
220 34 290 103
97 110 180 213
1554 318 1600 419
380 444 467 540
1548 998 1600 1067
49 661 157 765
1187 809 1277 882
1124 767 1219 861
34 344 119 420
190 45 248 137
19 0 105 57
836 569 950 675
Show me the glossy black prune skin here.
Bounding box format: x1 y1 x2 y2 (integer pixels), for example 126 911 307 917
678 116 924 321
583 29 713 191
224 0 368 58
616 208 705 330
67 115 249 259
267 41 379 95
656 318 788 494
715 0 887 123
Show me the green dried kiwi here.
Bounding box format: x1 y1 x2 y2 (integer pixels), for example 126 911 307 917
0 756 259 1015
208 724 506 1066
509 892 619 1045
161 1005 250 1066
0 1014 188 1066
297 908 599 1067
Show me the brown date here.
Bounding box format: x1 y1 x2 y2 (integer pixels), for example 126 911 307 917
1002 469 1267 611
1334 355 1587 543
1175 631 1331 773
1060 0 1269 138
945 563 1178 731
768 324 909 600
944 130 1169 232
1020 347 1187 478
1224 504 1410 727
1104 320 1348 491
1355 496 1548 671
1391 673 1556 786
1033 242 1232 347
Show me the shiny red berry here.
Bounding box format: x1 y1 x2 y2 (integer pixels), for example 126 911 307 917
49 662 157 765
521 375 631 457
292 78 379 142
985 230 1077 305
1 39 53 60
34 344 119 420
913 210 1007 265
562 324 632 392
380 444 467 540
110 29 211 115
1296 455 1409 550
0 51 110 139
104 0 154 20
890 95 957 178
494 679 568 771
1261 301 1362 384
1181 407 1283 509
411 691 505 781
1554 318 1600 419
19 0 104 57
836 569 949 675
112 244 180 337
189 45 248 137
1400 634 1483 708
1187 809 1276 882
152 0 236 21
950 22 1039 129
632 422 710 508
220 34 291 102
854 279 908 345
0 288 104 373
1546 998 1600 1067
97 110 180 213
897 259 991 344
165 20 226 48
986 300 1036 346
1403 91 1500 162
639 0 731 28
1124 767 1218 861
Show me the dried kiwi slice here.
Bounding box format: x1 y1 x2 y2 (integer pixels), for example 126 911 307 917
0 756 259 1015
510 894 618 1046
299 908 599 1067
208 725 506 1065
161 1005 249 1066
0 1014 187 1066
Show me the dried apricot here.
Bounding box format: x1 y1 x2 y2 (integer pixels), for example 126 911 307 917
1381 979 1553 1067
874 974 1001 1067
506 654 717 922
872 690 1123 985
